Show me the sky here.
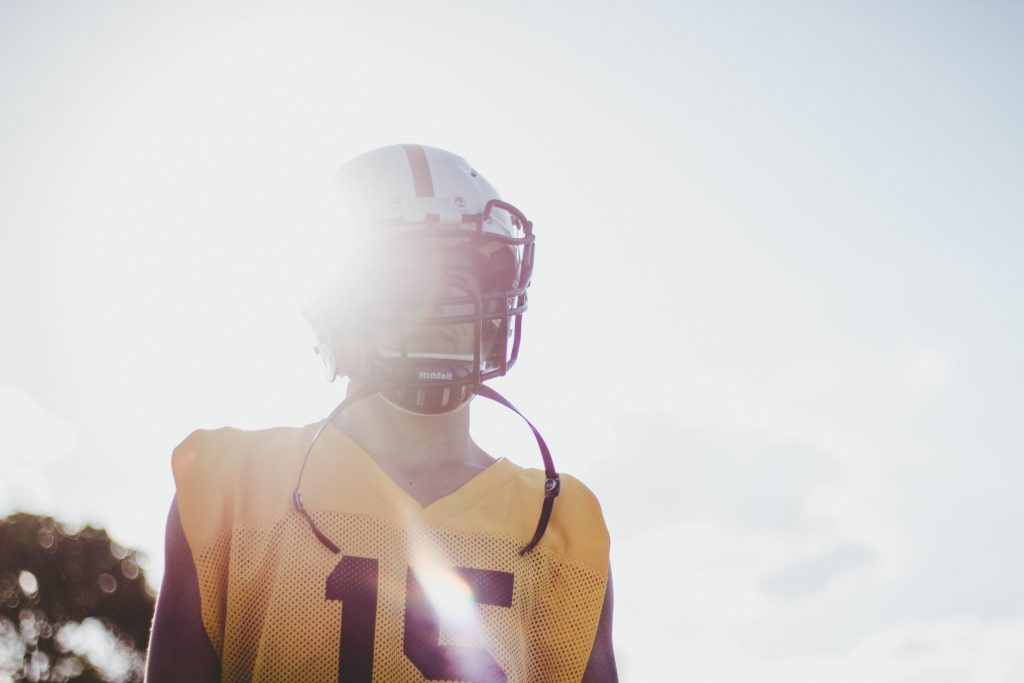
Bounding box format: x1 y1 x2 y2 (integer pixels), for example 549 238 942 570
2 0 1023 680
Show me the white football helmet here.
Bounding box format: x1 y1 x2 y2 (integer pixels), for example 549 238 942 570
306 144 535 415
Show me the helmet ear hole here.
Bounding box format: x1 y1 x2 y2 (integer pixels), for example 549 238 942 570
309 312 372 382
310 325 339 382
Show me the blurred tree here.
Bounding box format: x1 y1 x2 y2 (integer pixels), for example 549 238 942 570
0 513 154 682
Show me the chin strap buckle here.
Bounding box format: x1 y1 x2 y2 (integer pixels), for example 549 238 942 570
544 474 561 498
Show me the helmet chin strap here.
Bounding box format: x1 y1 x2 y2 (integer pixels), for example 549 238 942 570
293 383 560 556
292 382 378 554
473 384 561 556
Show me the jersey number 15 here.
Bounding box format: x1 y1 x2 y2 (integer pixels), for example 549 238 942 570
326 555 515 683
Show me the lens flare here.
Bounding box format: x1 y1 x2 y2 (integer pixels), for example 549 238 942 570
409 557 481 638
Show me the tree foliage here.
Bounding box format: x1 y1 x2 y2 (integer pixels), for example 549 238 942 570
0 513 154 682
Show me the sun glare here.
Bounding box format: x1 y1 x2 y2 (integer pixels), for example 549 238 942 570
409 555 481 637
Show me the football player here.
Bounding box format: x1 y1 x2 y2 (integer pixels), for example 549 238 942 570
146 144 617 682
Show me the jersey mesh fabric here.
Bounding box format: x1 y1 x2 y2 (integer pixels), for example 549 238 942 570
174 425 609 683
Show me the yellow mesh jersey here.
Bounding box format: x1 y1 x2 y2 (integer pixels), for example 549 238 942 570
172 424 610 683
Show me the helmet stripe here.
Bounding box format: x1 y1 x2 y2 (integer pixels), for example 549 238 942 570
401 144 435 198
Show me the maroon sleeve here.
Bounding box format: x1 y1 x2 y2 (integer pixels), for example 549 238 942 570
145 496 221 682
580 569 618 683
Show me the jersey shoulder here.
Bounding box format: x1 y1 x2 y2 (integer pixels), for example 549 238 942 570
171 424 316 549
453 462 610 574
536 468 610 573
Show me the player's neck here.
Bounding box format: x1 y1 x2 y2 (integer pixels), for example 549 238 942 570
337 384 487 472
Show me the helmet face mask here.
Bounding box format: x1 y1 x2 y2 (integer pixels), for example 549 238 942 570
306 145 534 415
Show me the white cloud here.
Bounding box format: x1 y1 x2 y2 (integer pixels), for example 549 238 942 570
0 464 55 513
763 616 1024 683
782 362 838 396
615 530 1024 683
904 349 952 390
614 518 887 639
0 385 77 514
610 464 1024 682
611 372 905 563
0 384 78 465
849 616 1024 683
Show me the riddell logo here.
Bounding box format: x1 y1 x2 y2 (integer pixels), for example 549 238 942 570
418 370 454 381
